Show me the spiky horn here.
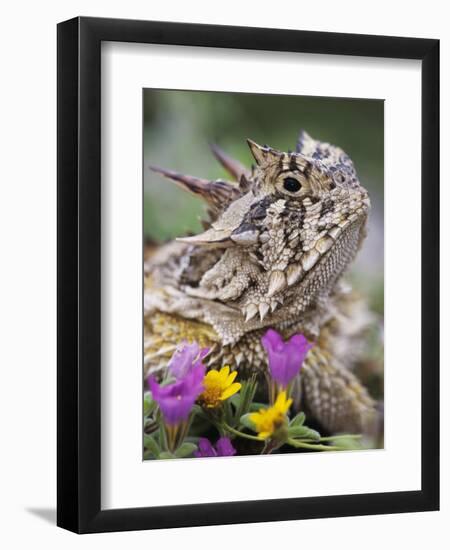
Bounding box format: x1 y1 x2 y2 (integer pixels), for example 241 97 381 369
149 165 211 196
149 164 241 214
209 143 249 181
295 130 315 155
246 139 282 166
176 227 233 248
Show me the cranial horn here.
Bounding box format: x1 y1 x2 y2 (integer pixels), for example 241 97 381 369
176 227 233 248
150 165 211 194
296 130 308 153
295 130 316 155
246 139 266 165
150 165 241 213
209 143 249 181
246 139 282 166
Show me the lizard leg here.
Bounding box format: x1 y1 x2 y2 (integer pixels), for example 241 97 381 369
301 346 379 435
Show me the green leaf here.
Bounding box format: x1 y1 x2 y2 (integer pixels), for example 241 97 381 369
158 423 165 449
174 442 197 458
158 451 175 459
191 404 203 415
289 411 306 427
239 413 256 431
184 436 200 444
248 402 266 412
288 425 321 441
324 435 364 450
191 404 209 420
234 375 258 420
144 392 156 417
229 393 241 409
144 418 158 432
224 400 234 426
143 434 161 457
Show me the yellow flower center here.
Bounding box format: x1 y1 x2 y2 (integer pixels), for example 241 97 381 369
200 385 223 408
198 366 241 409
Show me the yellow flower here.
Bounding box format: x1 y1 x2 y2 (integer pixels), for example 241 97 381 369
249 391 292 439
199 366 241 408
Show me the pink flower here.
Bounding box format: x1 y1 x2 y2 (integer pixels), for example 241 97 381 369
168 341 209 379
194 437 236 458
262 328 312 388
148 363 205 426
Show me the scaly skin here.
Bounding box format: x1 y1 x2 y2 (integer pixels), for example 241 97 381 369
144 132 379 435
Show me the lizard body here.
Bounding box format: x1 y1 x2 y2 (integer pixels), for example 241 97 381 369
144 132 379 435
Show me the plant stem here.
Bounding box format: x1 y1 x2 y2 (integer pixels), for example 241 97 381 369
318 434 362 442
222 423 264 442
287 438 341 451
262 440 279 454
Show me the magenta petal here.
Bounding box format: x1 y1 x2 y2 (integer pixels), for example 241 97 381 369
262 328 284 352
168 342 199 379
215 437 236 457
194 437 236 458
187 363 206 391
289 333 312 352
168 342 210 379
148 375 161 398
262 328 312 387
194 438 217 458
157 394 194 425
148 364 205 425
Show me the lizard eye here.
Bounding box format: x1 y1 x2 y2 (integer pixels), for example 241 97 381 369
333 171 347 185
283 177 302 193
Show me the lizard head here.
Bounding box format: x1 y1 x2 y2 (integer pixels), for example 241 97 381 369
150 131 370 337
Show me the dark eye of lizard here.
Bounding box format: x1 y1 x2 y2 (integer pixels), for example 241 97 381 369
283 177 301 193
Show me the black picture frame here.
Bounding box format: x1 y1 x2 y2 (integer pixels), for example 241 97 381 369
57 16 439 533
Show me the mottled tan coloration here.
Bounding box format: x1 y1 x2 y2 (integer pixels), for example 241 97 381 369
144 132 379 435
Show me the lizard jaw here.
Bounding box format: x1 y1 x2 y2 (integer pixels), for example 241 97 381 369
238 213 368 328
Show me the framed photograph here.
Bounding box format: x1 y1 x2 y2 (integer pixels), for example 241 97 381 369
57 16 439 533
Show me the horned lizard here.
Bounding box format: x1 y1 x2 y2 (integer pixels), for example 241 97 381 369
144 131 380 435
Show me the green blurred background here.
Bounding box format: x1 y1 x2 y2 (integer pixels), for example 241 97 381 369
143 90 384 317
